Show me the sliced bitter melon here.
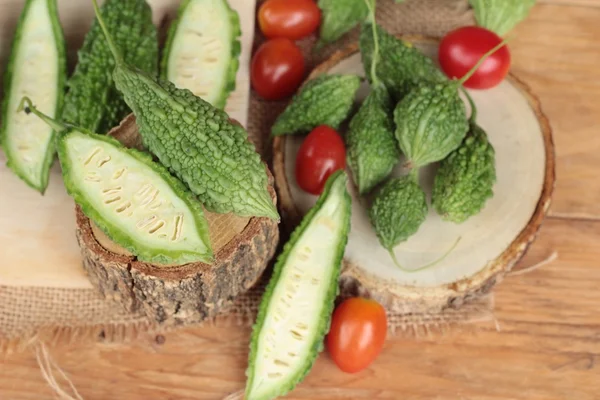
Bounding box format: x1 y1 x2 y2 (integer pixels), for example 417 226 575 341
19 98 213 266
0 0 65 193
161 0 241 109
245 170 352 400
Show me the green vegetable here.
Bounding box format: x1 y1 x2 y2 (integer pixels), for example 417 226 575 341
20 97 213 265
359 22 446 100
245 170 351 400
0 0 66 193
393 40 508 168
432 93 496 223
469 0 536 36
369 174 427 264
61 0 158 134
91 0 278 221
161 0 241 109
271 74 360 136
316 0 372 48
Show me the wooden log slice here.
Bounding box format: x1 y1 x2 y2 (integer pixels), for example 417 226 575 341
76 114 280 326
273 37 556 314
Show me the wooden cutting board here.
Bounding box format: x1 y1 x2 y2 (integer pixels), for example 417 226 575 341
0 0 257 289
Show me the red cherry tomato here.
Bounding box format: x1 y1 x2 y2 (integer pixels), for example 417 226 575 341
438 26 511 89
295 125 346 195
258 0 321 40
326 297 388 374
251 38 305 100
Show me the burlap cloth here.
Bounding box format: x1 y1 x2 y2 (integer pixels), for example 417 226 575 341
0 0 488 352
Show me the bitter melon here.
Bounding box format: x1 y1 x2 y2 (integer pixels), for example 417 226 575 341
61 0 158 134
271 74 361 136
20 97 213 265
316 0 372 48
91 0 278 221
161 0 241 109
0 0 65 193
244 170 351 400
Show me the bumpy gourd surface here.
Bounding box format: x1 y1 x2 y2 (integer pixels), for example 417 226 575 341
433 122 496 223
1 0 64 193
61 0 158 133
162 0 241 109
317 0 371 47
245 172 351 400
360 23 446 99
394 83 468 168
346 85 399 195
59 130 212 265
271 74 361 136
369 176 428 251
113 67 278 220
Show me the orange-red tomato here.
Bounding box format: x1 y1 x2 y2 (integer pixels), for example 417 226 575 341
251 38 305 100
258 0 321 40
326 297 387 374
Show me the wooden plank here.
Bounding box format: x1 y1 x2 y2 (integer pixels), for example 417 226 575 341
509 4 600 219
1 217 599 400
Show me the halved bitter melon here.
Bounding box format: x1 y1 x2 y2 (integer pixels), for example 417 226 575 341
245 170 352 400
161 0 241 109
0 0 65 193
20 98 213 266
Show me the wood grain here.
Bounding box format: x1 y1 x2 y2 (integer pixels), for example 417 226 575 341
2 2 600 400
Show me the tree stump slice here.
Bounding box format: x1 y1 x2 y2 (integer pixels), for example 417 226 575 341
273 37 556 314
76 114 280 326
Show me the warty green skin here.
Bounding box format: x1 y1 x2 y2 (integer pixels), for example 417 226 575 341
271 74 361 136
0 0 66 193
160 0 241 109
432 121 496 223
61 0 158 133
316 0 373 48
245 171 351 400
346 85 399 195
369 175 428 251
359 22 446 100
394 82 468 168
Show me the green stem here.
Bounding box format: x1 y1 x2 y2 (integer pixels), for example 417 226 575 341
91 0 123 65
461 87 477 122
408 166 419 181
457 38 510 85
18 96 66 133
388 236 462 273
363 0 381 87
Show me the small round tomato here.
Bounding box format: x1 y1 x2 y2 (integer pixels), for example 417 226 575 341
326 297 387 374
258 0 321 40
295 125 345 195
251 38 305 100
438 26 511 89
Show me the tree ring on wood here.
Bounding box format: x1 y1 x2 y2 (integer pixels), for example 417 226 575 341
272 37 556 315
75 114 280 326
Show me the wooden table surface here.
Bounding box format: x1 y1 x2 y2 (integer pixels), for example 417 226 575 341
2 1 600 399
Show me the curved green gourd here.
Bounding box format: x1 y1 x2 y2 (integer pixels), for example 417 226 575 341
91 0 278 221
432 93 497 223
359 22 446 100
271 74 361 136
0 0 66 193
61 0 158 134
161 0 241 110
20 97 213 265
245 171 351 400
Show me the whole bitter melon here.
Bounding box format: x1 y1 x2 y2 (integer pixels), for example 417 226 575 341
61 0 158 134
161 0 241 109
432 93 496 223
20 97 213 265
245 171 351 400
0 0 65 193
91 0 278 221
271 74 361 136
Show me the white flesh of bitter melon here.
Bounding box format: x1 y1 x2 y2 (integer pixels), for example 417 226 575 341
2 0 62 192
246 171 351 400
163 0 240 109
